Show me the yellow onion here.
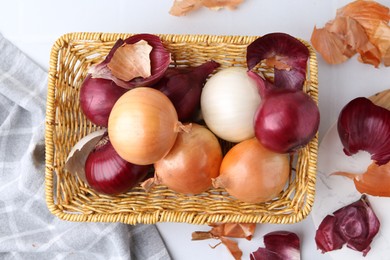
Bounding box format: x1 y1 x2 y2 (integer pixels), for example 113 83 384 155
108 87 182 165
143 123 222 195
213 138 290 203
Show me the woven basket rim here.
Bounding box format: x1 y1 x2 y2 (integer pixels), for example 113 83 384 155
45 32 319 225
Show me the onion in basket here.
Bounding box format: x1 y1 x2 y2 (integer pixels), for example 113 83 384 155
79 75 127 127
213 138 290 203
248 71 320 154
200 67 262 143
85 132 152 195
108 87 188 165
143 123 223 195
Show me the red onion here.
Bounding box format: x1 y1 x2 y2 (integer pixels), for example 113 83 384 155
79 74 127 127
85 132 152 195
249 71 319 153
89 34 171 89
338 97 390 165
315 195 380 256
153 60 220 122
247 32 309 91
250 231 301 260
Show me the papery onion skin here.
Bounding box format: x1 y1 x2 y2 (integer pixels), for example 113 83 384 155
152 123 222 195
79 74 127 127
334 160 390 197
85 133 151 195
200 67 262 143
253 83 320 154
315 195 380 256
247 32 309 91
153 60 220 122
89 34 171 89
213 138 290 203
250 231 301 260
338 97 390 166
108 87 180 165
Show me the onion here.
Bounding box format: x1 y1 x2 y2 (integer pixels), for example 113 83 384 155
153 60 220 122
337 97 390 166
249 71 320 154
213 138 290 203
79 75 127 127
247 32 309 91
108 87 182 165
200 67 262 143
85 133 151 195
89 34 171 89
315 195 380 256
144 123 222 195
65 129 106 182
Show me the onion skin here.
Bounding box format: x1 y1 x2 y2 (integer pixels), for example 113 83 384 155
247 32 309 91
213 138 290 203
338 97 390 165
250 231 301 260
152 123 223 195
85 133 151 195
89 34 171 89
153 60 220 122
315 195 380 256
108 87 180 165
254 89 319 154
79 74 127 127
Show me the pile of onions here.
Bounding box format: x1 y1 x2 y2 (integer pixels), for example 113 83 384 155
143 123 223 195
108 87 184 165
213 138 290 203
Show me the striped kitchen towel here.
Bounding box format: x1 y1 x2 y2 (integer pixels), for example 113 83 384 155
0 33 170 260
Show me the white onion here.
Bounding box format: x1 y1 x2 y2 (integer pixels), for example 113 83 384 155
200 67 261 143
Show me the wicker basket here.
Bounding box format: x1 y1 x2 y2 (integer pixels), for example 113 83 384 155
45 32 319 225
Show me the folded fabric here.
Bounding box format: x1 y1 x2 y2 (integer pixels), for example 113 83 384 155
0 33 171 260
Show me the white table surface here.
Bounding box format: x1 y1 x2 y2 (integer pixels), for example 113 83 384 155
2 0 389 259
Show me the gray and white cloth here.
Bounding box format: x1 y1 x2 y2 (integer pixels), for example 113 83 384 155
0 33 171 260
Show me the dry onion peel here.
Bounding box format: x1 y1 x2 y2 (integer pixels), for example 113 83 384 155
333 161 390 197
247 32 309 91
315 195 380 256
337 97 390 166
250 231 301 260
333 91 390 197
311 0 390 67
192 223 256 260
89 34 171 88
169 0 244 16
107 40 152 81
